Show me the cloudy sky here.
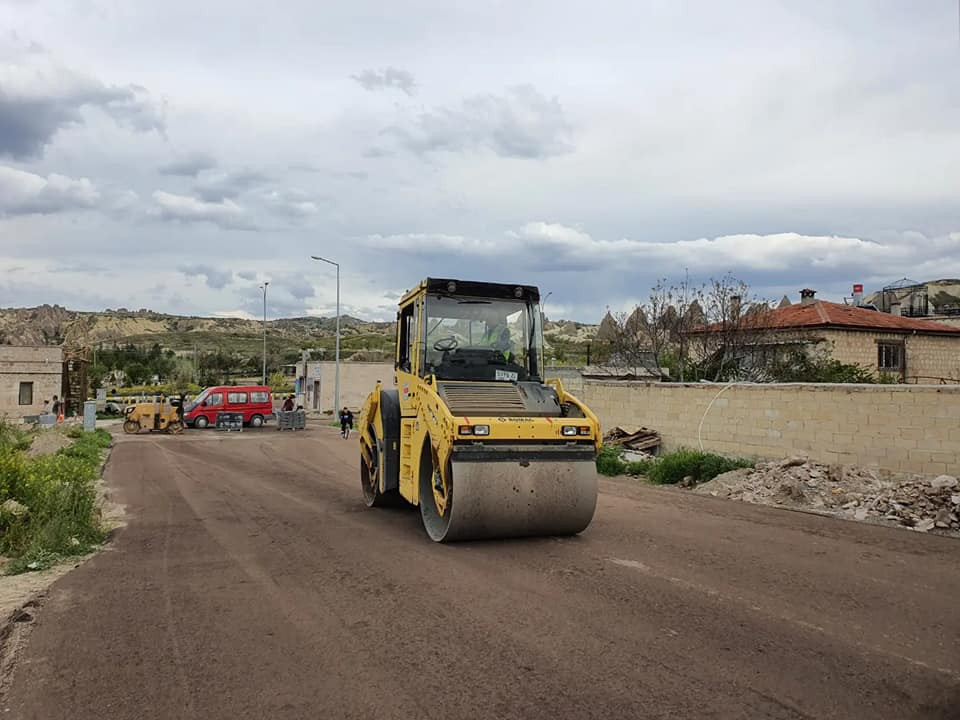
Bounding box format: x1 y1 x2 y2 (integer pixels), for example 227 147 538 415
1 1 958 322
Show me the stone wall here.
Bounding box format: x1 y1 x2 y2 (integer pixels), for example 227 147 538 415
583 380 960 476
0 346 63 418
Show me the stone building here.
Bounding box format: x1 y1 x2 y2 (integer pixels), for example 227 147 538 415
284 360 394 411
689 289 960 383
0 346 64 419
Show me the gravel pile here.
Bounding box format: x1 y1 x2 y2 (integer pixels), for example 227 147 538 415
26 430 71 458
696 456 959 535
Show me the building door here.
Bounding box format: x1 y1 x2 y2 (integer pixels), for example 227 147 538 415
313 380 320 410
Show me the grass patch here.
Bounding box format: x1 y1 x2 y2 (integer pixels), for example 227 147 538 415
645 448 753 485
596 444 753 485
1 427 112 574
0 419 32 454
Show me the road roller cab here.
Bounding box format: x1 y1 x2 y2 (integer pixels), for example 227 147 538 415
358 278 600 542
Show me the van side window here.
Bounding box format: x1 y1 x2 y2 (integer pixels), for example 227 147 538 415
207 393 223 406
250 391 269 403
227 392 248 404
397 304 415 372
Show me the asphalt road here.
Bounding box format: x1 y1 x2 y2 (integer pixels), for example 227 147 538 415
4 427 959 719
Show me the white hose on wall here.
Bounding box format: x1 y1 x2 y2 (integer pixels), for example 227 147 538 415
697 381 737 451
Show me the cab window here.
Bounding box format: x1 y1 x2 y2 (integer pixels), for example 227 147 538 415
397 303 415 372
207 393 223 407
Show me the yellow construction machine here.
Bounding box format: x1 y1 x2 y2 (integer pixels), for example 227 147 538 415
358 278 600 542
123 399 184 434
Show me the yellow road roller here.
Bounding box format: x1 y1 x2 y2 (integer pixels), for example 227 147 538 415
123 399 183 434
358 278 600 542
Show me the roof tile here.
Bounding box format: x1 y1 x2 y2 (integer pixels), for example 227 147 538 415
739 301 960 334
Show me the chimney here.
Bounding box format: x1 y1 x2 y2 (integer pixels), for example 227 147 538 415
852 284 863 307
800 288 817 306
890 298 902 316
730 295 742 318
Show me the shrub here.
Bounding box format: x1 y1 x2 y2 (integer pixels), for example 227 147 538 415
595 444 753 485
596 445 626 476
0 429 111 574
646 448 753 485
0 419 31 454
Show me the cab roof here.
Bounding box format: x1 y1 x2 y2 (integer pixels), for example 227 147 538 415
398 278 541 306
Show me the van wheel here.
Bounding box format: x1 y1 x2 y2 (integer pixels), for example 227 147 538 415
195 416 209 429
250 414 264 428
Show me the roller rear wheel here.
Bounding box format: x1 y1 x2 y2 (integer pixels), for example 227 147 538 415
122 420 139 434
360 424 399 507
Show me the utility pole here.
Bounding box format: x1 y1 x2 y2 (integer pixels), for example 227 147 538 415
301 348 309 409
259 281 270 384
310 255 340 414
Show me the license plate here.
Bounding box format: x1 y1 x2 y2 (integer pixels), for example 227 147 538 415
495 370 519 382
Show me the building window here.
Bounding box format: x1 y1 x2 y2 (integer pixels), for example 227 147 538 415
18 382 33 405
877 342 903 370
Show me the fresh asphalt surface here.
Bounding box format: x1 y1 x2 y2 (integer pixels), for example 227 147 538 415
4 426 959 719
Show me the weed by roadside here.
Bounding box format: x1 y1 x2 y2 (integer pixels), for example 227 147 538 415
596 444 753 486
0 419 32 454
1 427 112 574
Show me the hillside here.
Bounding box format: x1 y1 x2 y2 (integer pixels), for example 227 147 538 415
0 305 597 363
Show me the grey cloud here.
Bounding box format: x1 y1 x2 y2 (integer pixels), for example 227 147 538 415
237 284 308 318
0 52 165 159
351 67 416 96
179 263 233 289
0 165 99 215
260 188 322 220
192 169 269 202
281 274 316 300
237 271 258 281
159 152 218 177
362 146 394 159
386 85 573 159
153 191 256 230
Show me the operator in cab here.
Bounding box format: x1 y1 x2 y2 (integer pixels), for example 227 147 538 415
479 308 515 363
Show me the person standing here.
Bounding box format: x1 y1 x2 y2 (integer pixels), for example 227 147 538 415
51 395 63 421
282 394 295 412
339 407 354 439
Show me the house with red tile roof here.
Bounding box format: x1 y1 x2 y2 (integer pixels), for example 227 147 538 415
689 289 960 383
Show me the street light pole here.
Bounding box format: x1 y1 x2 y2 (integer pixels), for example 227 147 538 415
259 281 269 384
310 256 340 414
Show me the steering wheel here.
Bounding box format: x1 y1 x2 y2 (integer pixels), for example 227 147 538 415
433 336 459 352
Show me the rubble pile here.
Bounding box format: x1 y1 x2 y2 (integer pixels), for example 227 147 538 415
696 456 960 535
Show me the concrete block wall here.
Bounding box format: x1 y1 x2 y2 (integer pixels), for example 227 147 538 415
545 367 584 396
583 380 960 476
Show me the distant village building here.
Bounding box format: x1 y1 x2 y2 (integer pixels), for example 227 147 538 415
0 346 63 419
689 289 960 383
863 278 960 328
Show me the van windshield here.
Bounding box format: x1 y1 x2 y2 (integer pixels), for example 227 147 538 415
184 389 209 412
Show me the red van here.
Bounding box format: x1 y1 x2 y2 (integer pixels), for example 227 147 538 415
183 385 274 429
